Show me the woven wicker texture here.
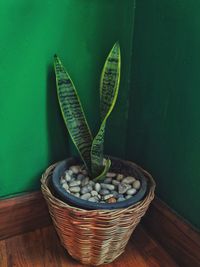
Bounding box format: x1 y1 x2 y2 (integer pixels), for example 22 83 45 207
41 159 155 266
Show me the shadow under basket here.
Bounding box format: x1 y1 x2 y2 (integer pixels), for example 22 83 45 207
41 158 156 266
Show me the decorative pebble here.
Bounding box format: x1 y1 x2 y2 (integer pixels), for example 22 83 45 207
77 174 85 180
133 180 141 189
91 190 98 197
60 178 66 184
107 197 117 203
106 172 116 178
65 173 71 182
116 174 124 181
122 176 136 184
117 197 126 202
74 193 80 197
89 180 95 187
81 185 92 194
69 180 81 187
69 186 80 193
99 189 110 196
125 195 132 199
103 177 112 184
95 183 101 192
88 197 98 202
69 165 80 174
112 180 120 186
103 194 114 200
101 183 115 191
118 183 131 194
126 188 137 195
81 177 89 186
62 183 69 191
81 193 91 200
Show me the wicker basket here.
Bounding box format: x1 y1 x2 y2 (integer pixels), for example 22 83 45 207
41 159 155 266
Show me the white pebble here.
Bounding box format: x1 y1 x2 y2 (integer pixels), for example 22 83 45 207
118 183 131 194
112 180 120 186
81 193 91 200
103 194 114 200
74 193 80 197
122 176 136 184
65 173 71 182
95 183 101 192
81 177 89 186
60 178 66 184
69 186 80 193
126 195 132 199
62 183 69 191
91 190 98 197
126 188 137 195
88 197 98 202
69 165 80 174
106 172 116 178
69 180 81 187
101 183 115 191
133 180 141 189
117 197 126 202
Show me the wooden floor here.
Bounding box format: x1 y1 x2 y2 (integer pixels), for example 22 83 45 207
0 225 178 267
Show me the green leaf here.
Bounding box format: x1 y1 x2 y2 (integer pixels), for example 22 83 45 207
91 42 121 179
93 158 111 182
54 55 93 172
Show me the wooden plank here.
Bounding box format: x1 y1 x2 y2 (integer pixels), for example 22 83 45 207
3 225 178 267
143 197 200 267
0 240 8 267
0 191 51 240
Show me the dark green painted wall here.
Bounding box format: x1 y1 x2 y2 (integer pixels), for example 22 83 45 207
0 1 134 198
1 0 199 230
126 0 200 228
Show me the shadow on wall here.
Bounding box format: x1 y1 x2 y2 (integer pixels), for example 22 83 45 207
46 64 70 164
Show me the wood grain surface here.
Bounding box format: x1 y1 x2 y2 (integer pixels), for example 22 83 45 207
0 225 178 267
143 197 200 267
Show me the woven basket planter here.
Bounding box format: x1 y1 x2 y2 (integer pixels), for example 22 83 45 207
41 158 155 266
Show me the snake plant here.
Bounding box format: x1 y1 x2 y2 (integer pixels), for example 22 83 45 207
54 42 121 181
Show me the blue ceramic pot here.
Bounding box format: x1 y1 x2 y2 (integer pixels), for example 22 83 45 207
51 156 148 210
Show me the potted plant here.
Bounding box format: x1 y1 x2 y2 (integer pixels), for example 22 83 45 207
41 42 155 266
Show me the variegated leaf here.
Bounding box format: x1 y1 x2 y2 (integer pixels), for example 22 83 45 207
91 42 121 179
54 55 93 172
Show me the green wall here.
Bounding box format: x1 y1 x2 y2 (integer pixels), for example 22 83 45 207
1 0 199 230
126 0 200 229
0 1 135 198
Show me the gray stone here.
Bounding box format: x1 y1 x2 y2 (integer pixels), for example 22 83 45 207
69 165 80 174
112 180 120 186
91 190 98 197
77 174 85 180
99 189 110 196
74 192 80 197
101 183 115 191
125 195 132 199
133 180 141 189
103 177 112 184
103 194 114 200
122 176 136 184
126 188 137 195
106 172 116 178
94 183 101 192
62 183 69 191
88 197 99 202
89 180 95 187
81 169 88 175
81 185 92 194
117 197 126 202
81 193 91 200
81 177 89 186
116 174 124 181
69 180 81 187
118 183 131 194
69 186 80 193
